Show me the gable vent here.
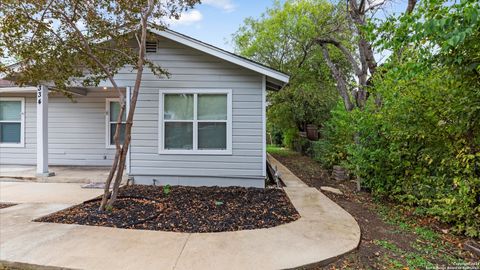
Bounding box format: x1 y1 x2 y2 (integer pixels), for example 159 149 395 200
146 41 157 53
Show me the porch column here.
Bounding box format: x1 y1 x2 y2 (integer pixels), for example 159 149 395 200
36 85 54 176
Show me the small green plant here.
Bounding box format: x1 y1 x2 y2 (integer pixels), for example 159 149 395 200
214 200 224 206
105 205 113 212
163 184 171 196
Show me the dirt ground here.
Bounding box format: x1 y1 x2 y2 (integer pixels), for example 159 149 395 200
270 148 479 270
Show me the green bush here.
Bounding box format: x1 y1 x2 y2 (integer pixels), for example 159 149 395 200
311 102 354 168
317 62 480 236
346 65 480 237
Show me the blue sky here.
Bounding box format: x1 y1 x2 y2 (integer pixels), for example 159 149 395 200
168 0 278 52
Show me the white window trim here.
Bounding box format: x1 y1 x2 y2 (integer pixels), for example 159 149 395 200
105 98 126 149
158 89 233 155
0 97 25 148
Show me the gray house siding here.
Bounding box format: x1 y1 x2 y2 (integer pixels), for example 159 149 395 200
0 89 120 166
1 35 267 187
117 37 265 187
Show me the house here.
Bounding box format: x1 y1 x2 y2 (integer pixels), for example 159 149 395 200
0 29 289 188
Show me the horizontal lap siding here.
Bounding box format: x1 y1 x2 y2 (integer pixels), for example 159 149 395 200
48 90 119 166
0 90 120 166
0 96 36 165
127 37 264 180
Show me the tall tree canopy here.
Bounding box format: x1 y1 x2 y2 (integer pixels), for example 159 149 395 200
233 0 351 146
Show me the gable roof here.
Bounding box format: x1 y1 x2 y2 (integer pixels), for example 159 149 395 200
149 28 290 88
4 28 290 91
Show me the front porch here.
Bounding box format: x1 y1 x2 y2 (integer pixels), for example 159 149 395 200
0 165 126 184
0 84 131 180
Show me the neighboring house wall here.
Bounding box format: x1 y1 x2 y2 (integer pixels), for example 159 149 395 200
114 37 265 187
0 89 120 166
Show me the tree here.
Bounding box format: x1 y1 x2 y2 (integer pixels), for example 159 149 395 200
233 0 350 145
0 0 199 210
316 0 417 111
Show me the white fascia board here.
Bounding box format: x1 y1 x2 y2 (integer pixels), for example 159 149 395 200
0 87 37 93
150 28 290 83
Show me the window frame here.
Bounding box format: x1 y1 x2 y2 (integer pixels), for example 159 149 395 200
0 97 25 148
158 89 232 155
105 98 127 149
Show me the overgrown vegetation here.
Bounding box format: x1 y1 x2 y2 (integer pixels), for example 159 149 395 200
316 0 480 236
268 147 476 269
244 0 480 237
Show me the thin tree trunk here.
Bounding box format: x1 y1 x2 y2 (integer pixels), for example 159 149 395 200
320 44 354 111
99 97 126 210
104 0 154 208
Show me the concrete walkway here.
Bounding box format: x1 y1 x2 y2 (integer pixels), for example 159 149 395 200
0 165 126 183
0 159 360 270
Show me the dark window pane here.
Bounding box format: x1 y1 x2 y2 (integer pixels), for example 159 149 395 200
198 122 226 149
110 102 126 122
110 123 126 145
164 122 193 149
0 123 21 143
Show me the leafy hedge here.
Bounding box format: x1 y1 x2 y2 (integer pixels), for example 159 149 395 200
314 64 480 237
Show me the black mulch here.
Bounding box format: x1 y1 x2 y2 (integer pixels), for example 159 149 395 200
0 203 16 209
35 185 300 233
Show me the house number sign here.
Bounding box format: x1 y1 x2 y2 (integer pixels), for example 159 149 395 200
37 86 42 105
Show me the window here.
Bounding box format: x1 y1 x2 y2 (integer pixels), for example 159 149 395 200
0 98 24 147
159 89 232 154
106 99 126 147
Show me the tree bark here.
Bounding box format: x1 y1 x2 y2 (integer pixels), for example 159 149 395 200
406 0 417 14
320 44 354 111
104 0 155 209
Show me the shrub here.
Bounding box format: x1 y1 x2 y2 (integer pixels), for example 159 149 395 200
345 66 480 237
316 62 480 236
311 102 354 168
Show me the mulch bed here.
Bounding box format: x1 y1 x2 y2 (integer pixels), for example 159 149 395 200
0 203 16 209
35 185 300 233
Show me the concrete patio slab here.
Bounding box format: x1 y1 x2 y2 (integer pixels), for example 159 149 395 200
0 165 126 183
0 158 361 270
0 182 103 204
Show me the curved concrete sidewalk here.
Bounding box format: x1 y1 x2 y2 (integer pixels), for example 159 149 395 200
0 159 360 270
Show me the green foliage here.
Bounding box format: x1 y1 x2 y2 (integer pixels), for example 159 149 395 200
311 101 354 168
0 0 197 89
233 0 349 144
326 65 480 237
315 0 480 237
163 184 171 196
266 145 296 157
375 0 480 74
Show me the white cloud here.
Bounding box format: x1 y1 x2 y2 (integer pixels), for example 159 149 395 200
166 9 203 26
202 0 236 12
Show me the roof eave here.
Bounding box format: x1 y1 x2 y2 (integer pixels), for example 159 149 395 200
149 28 290 83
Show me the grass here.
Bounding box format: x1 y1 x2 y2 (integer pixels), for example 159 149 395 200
373 204 467 268
266 145 297 157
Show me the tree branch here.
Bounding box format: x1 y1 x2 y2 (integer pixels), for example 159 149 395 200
320 44 354 111
316 37 362 77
